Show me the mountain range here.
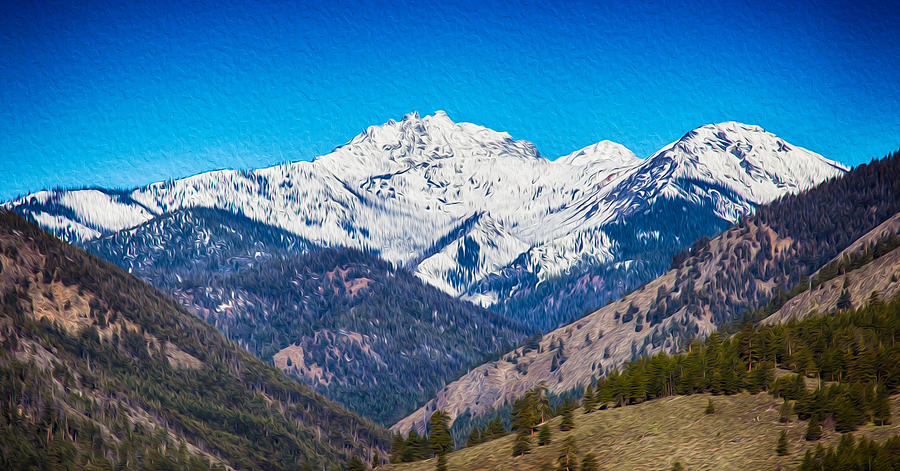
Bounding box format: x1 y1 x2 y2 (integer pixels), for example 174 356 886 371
5 112 846 333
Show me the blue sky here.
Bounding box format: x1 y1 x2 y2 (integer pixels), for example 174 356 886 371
2 0 898 201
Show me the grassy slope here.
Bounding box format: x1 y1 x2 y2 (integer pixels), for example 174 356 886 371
387 393 900 471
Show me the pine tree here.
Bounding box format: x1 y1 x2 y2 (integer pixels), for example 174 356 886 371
836 289 852 310
776 430 789 456
779 399 792 423
583 385 596 413
873 444 893 471
671 462 685 471
390 433 406 463
347 456 367 471
833 394 862 432
799 450 817 471
486 417 506 439
511 429 531 457
557 436 579 471
512 390 540 436
704 399 715 415
872 386 892 426
428 411 453 457
559 407 575 431
466 428 482 448
805 417 822 441
538 423 552 446
580 453 598 471
404 430 426 462
435 453 448 471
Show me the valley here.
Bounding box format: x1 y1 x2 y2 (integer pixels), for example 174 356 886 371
2 114 897 471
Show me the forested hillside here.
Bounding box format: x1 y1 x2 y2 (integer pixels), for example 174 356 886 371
84 207 528 425
670 149 900 327
174 247 528 425
0 211 388 470
761 211 900 324
390 296 900 470
85 207 313 291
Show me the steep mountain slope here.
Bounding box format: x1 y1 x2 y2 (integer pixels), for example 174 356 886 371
0 210 387 469
394 150 899 435
762 211 900 324
5 113 846 330
82 208 526 425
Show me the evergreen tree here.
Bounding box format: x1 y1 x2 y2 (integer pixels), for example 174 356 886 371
465 428 482 448
836 289 852 310
428 411 452 457
671 462 685 471
403 430 426 462
799 450 817 471
748 361 774 394
511 429 531 457
435 453 448 471
704 399 715 415
557 436 579 471
779 399 792 423
805 417 822 441
580 453 598 471
833 394 863 432
583 385 596 413
776 430 789 456
486 417 506 439
390 433 406 463
872 386 892 426
514 391 541 433
559 407 575 432
347 456 367 471
538 423 552 446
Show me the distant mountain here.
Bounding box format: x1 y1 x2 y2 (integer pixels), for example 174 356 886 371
82 208 527 425
0 210 387 469
4 113 846 331
393 149 899 436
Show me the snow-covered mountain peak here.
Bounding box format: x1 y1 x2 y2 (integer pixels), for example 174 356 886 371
632 121 848 221
558 140 640 169
322 111 542 175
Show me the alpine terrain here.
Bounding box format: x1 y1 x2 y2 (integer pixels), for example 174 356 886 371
6 112 846 334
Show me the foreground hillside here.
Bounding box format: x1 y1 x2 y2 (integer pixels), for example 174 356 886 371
0 211 387 469
395 150 900 435
390 296 900 470
387 393 900 471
